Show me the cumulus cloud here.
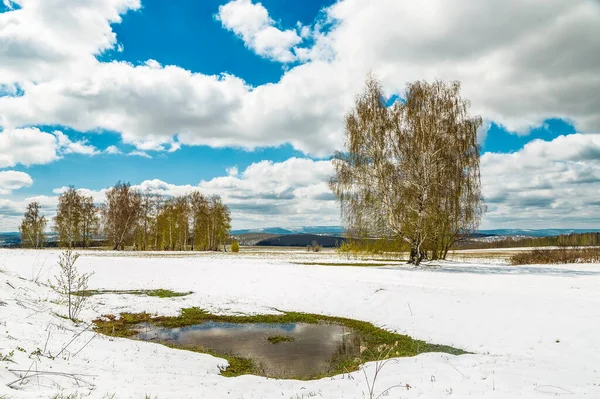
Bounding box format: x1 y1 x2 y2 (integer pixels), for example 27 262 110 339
0 127 59 167
127 150 152 159
0 0 140 85
0 170 32 194
0 60 347 155
104 145 122 155
54 131 99 156
0 0 597 159
216 0 302 63
226 165 239 176
0 127 101 167
481 134 600 228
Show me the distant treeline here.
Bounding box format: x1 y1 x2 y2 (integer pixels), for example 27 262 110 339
454 232 600 250
19 182 231 251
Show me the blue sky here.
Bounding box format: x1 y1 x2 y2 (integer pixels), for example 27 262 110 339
0 0 599 230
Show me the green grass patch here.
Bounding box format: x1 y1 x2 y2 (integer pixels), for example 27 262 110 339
267 335 295 344
75 289 192 298
93 307 468 380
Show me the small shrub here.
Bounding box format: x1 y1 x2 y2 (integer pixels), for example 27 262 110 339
231 240 240 253
50 249 94 321
309 240 321 252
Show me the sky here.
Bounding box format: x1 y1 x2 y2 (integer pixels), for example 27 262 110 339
0 0 599 231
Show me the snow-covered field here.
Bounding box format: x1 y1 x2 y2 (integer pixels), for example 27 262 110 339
1 249 599 398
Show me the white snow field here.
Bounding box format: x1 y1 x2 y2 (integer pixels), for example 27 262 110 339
1 249 599 398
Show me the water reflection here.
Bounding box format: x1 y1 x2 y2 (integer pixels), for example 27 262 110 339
135 322 362 378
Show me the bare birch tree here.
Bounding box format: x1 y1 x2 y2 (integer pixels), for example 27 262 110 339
330 76 484 265
102 181 142 250
54 188 98 248
19 201 47 248
54 187 82 248
80 195 99 248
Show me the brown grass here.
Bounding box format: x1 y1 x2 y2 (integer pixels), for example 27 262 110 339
510 247 600 265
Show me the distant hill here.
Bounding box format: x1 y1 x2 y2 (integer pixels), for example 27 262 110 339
255 234 347 248
479 229 600 237
231 226 345 236
0 232 20 247
231 233 279 246
231 227 294 235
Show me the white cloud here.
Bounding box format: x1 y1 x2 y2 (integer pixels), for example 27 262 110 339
127 150 152 159
0 59 347 156
0 127 103 168
0 0 141 85
216 0 302 63
104 145 122 155
481 134 600 228
0 0 597 159
0 170 32 194
54 131 99 155
226 165 239 177
0 127 60 167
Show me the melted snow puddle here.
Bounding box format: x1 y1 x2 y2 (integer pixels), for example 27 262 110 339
134 321 361 378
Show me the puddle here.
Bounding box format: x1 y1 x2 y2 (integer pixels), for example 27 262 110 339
135 321 362 378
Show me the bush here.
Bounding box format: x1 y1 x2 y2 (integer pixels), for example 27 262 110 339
510 247 600 265
307 240 321 252
51 249 94 321
231 240 240 253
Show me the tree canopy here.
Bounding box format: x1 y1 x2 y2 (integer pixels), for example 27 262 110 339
330 76 485 264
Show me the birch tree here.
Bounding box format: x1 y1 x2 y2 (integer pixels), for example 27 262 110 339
80 195 99 248
102 182 142 250
330 76 484 265
19 201 47 248
54 187 82 247
54 188 98 248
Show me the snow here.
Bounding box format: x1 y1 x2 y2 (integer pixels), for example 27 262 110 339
1 249 599 398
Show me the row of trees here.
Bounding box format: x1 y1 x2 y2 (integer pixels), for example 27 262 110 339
330 77 485 265
19 182 232 251
456 232 600 250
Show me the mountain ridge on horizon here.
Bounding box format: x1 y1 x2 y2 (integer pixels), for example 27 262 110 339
230 227 600 237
